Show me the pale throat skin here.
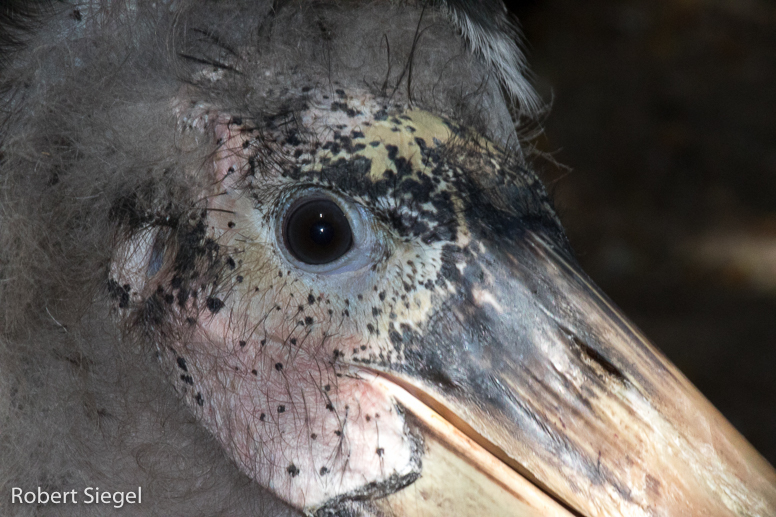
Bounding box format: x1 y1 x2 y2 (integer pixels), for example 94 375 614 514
110 90 535 511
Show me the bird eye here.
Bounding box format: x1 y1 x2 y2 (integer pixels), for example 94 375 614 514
283 198 353 265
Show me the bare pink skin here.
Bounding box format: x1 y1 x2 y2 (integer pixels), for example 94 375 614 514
111 104 426 510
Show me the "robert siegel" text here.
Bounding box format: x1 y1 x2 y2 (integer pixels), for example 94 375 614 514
11 486 142 508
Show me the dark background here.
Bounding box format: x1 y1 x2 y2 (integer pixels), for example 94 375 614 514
509 0 776 464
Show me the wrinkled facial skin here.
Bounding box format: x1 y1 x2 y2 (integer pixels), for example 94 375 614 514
110 89 559 512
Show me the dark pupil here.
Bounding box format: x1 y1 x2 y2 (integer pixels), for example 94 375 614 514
284 199 353 265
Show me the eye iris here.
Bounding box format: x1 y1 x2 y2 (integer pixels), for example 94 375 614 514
284 199 353 265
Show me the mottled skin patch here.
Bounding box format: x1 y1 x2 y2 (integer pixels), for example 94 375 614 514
109 89 557 511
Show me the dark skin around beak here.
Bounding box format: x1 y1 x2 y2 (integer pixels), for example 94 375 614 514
365 230 776 516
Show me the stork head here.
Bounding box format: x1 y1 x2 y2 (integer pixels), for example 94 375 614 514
56 0 773 515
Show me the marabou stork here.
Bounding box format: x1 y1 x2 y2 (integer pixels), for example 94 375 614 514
0 1 774 516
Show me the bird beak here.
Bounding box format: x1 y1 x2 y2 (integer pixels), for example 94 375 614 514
366 231 776 517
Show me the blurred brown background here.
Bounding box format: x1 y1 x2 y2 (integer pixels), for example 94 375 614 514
511 0 776 464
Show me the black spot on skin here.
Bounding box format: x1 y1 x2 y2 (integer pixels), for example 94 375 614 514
385 144 399 161
180 374 193 385
195 393 204 406
176 357 188 372
239 340 246 347
275 363 283 371
287 464 300 477
107 280 131 309
311 433 317 440
334 430 342 436
225 257 236 269
365 415 371 422
227 221 235 228
281 130 304 149
372 307 380 317
260 413 266 421
290 338 297 345
308 293 316 305
323 384 331 392
376 448 384 457
260 339 266 345
330 101 347 112
378 291 386 301
277 405 285 413
206 297 224 313
305 316 314 325
320 467 329 475
326 403 334 411
366 323 375 334
252 369 258 376
236 275 243 283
